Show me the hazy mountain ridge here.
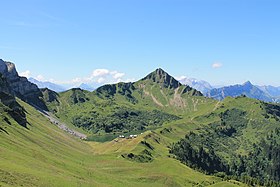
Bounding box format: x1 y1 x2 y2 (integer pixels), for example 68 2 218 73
79 83 95 92
29 77 97 92
206 81 277 103
178 77 213 94
28 77 67 92
178 76 280 103
258 85 280 98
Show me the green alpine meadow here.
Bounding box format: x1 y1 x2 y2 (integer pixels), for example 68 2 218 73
1 61 280 186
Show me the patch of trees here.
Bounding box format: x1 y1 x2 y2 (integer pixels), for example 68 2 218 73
170 137 228 174
72 108 180 134
170 109 280 186
69 88 89 104
96 82 137 103
228 128 280 186
262 102 280 121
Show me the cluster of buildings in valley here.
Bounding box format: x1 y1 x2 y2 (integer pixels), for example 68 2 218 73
119 134 138 139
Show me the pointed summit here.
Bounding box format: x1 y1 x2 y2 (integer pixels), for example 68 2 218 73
243 81 252 86
141 68 182 89
242 81 253 89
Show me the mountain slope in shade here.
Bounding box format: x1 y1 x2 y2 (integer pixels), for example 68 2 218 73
206 81 274 102
29 77 66 92
178 77 213 94
0 73 27 127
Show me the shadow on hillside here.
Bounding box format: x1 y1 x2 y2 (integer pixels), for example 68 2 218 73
0 127 9 134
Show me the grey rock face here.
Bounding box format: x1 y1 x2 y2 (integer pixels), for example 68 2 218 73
0 59 47 110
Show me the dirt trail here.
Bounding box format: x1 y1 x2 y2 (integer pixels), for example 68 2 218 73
213 101 221 111
39 110 87 140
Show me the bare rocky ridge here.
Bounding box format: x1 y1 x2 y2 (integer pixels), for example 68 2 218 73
0 59 47 110
142 68 182 89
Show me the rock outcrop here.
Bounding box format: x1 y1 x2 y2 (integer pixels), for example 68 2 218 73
0 72 27 127
142 68 182 89
0 59 47 110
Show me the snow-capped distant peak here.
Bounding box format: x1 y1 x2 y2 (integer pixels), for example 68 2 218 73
177 76 213 94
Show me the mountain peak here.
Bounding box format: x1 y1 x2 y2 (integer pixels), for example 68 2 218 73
155 67 165 73
242 81 253 88
178 77 213 94
243 81 252 86
141 68 182 89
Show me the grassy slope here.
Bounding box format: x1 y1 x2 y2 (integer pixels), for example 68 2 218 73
1 100 99 187
0 99 247 187
198 96 280 157
168 96 280 185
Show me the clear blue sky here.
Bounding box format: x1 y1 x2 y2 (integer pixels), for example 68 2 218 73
1 0 280 86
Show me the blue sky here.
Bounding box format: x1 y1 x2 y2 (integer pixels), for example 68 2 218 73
1 0 280 87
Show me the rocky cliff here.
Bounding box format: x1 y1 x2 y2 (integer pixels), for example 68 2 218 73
0 59 47 110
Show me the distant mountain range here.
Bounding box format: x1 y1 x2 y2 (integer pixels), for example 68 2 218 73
178 77 280 103
28 78 67 92
29 78 95 92
206 81 277 102
177 77 213 94
78 83 95 92
257 85 280 98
